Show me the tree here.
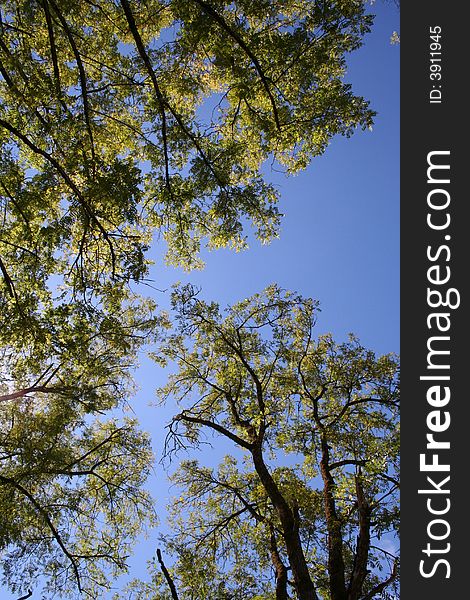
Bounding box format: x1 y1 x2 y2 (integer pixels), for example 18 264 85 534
130 285 399 600
0 411 156 599
0 296 160 598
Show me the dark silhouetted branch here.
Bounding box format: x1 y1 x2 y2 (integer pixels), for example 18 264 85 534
192 0 281 130
156 549 180 600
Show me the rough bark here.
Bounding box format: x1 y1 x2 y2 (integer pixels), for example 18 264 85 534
251 444 318 600
320 437 347 600
269 528 289 600
347 475 372 600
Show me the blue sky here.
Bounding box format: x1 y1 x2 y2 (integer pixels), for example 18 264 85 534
111 2 400 595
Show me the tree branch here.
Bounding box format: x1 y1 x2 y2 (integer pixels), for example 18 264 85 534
63 426 127 470
359 561 398 600
156 549 180 600
192 0 281 130
119 0 238 198
0 384 68 403
174 411 253 450
47 0 96 167
225 387 257 441
328 397 398 428
251 443 318 600
40 0 61 96
0 118 116 274
207 471 265 524
0 254 14 297
119 0 171 190
0 475 82 592
269 525 289 600
347 475 372 600
329 459 366 471
319 436 347 600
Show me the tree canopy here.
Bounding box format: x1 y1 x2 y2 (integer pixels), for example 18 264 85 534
0 295 160 598
1 0 374 311
0 1 390 597
123 285 399 600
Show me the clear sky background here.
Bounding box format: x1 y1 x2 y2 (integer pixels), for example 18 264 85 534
1 3 400 598
111 2 400 595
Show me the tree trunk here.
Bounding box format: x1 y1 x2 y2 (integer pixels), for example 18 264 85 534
270 528 289 600
320 437 347 600
251 445 318 600
347 475 372 600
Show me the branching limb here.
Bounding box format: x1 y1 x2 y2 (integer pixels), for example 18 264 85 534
347 475 372 600
358 561 398 600
174 411 253 450
119 0 171 190
0 118 116 275
0 255 14 298
192 0 281 130
319 436 347 600
40 0 61 97
47 0 96 167
0 385 69 403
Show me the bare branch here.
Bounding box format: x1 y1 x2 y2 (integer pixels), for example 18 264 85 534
359 561 398 600
156 549 180 600
174 411 253 450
